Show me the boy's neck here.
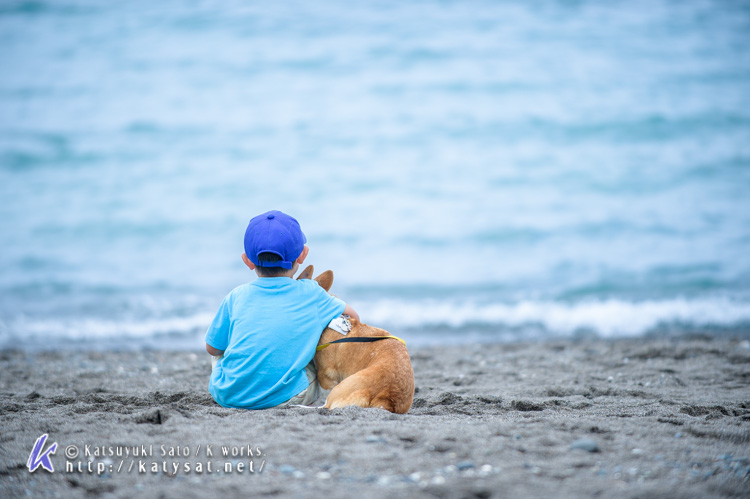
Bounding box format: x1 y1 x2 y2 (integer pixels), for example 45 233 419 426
254 268 297 279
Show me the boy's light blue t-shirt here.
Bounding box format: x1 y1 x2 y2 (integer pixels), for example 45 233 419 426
205 277 345 409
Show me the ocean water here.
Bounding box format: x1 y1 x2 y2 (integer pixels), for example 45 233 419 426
1 0 750 350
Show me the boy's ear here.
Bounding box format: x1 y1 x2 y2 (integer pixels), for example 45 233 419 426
241 253 256 270
297 245 309 264
314 270 334 292
297 265 314 280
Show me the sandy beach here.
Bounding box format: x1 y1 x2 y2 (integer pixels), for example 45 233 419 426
1 335 749 498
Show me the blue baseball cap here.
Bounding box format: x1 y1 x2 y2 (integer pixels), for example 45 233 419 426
244 210 307 270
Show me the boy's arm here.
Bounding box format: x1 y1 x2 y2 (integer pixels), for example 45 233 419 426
205 293 231 357
343 303 360 322
206 344 224 356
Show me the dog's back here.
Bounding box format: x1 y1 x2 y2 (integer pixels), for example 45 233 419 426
315 319 414 414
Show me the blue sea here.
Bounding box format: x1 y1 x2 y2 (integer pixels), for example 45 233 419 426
1 0 749 350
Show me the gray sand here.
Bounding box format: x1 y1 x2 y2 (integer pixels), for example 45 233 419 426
1 336 749 498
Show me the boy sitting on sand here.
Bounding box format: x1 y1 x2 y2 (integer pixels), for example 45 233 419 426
205 210 359 409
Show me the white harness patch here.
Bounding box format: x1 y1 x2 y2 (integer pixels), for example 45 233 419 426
327 315 352 335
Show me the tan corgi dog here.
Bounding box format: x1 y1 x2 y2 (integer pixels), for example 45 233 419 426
297 265 414 414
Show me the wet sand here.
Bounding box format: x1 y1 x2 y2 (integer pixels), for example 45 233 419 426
1 335 749 498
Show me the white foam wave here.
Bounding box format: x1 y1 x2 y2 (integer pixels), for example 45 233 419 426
0 312 215 345
1 297 749 349
362 297 750 337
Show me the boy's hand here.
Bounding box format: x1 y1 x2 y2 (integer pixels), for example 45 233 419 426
206 344 224 356
343 303 360 322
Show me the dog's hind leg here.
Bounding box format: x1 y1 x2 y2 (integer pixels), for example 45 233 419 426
324 375 371 409
325 390 373 410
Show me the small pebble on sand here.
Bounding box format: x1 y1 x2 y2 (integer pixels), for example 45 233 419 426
570 439 600 453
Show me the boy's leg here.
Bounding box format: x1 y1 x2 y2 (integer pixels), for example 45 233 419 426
300 360 331 405
275 361 330 408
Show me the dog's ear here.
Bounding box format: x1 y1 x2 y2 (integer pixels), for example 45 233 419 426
297 265 314 280
314 270 334 292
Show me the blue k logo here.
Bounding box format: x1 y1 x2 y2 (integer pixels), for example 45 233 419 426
27 434 57 473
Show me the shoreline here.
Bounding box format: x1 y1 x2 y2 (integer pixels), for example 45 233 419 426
1 335 749 498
